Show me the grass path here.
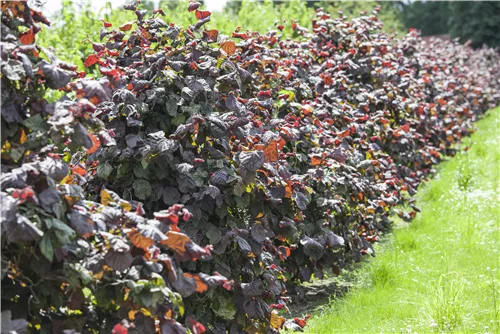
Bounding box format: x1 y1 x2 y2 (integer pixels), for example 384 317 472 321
305 107 500 333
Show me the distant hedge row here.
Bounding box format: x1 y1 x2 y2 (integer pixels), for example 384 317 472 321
1 1 499 333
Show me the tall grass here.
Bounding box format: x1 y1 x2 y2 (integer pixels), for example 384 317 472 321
428 273 468 331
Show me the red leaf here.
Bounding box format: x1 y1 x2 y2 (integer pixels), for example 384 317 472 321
85 133 100 154
337 129 351 138
293 315 311 328
119 22 133 31
311 155 323 166
161 231 191 253
188 318 206 334
84 54 99 67
71 164 86 176
19 29 35 45
220 40 236 56
195 9 211 20
232 31 249 40
322 74 333 85
111 323 128 334
203 29 219 43
264 139 278 162
12 186 35 204
257 90 272 98
100 19 112 27
400 124 410 132
301 105 313 115
184 273 208 293
129 229 154 250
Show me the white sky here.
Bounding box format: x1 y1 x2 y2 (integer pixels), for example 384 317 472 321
40 0 229 18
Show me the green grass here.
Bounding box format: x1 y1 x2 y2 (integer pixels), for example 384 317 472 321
305 107 500 333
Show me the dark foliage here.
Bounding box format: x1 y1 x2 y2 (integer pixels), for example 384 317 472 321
1 2 229 333
1 1 499 333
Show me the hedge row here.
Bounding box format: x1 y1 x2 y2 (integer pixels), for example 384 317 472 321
1 1 499 333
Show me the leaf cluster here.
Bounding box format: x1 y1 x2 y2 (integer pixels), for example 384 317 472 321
1 2 230 333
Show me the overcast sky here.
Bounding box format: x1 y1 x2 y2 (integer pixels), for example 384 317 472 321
40 0 229 18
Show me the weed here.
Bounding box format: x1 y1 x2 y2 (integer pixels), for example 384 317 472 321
428 273 467 331
369 262 396 288
457 160 473 191
394 232 418 253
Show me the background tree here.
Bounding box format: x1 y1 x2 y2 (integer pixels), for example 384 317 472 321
401 1 450 36
448 1 500 48
400 1 500 48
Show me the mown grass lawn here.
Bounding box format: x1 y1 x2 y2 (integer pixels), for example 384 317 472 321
305 107 500 333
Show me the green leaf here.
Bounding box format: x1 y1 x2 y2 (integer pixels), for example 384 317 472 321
235 195 250 210
116 162 130 179
193 169 208 187
82 287 92 299
64 264 81 288
133 164 149 179
48 218 76 245
133 179 152 200
139 290 153 307
66 263 93 286
96 161 114 179
151 290 164 307
172 114 186 126
233 182 246 197
10 147 24 162
39 234 54 261
22 114 49 132
127 280 144 294
206 224 222 244
181 104 201 115
213 297 236 320
95 287 115 309
165 98 178 117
